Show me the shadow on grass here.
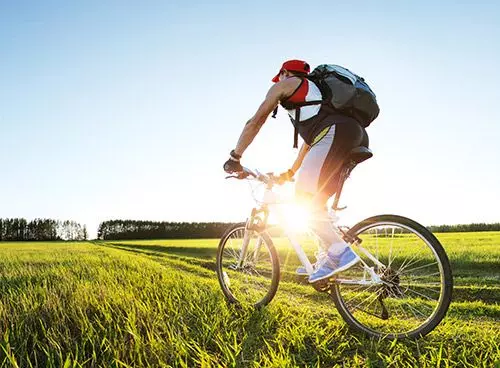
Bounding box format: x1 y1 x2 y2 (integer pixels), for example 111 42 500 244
97 241 499 282
225 305 277 365
107 242 217 259
101 243 219 279
100 241 500 305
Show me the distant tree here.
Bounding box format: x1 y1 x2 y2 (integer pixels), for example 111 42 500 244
428 222 500 233
96 220 240 239
0 218 86 241
94 219 500 240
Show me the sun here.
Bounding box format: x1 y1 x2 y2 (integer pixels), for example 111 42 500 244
279 202 312 233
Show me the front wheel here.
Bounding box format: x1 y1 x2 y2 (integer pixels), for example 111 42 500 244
331 215 453 339
216 223 280 307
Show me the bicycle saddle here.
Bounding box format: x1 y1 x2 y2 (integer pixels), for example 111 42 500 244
348 146 373 164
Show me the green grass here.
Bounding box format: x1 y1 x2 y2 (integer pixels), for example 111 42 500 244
0 232 499 367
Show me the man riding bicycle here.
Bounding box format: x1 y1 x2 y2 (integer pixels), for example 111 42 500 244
223 59 370 283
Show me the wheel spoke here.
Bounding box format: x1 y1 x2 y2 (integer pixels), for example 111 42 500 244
406 271 442 280
217 226 277 307
400 261 438 274
333 217 452 338
387 227 396 268
399 283 441 296
401 286 437 302
344 284 380 311
349 288 381 312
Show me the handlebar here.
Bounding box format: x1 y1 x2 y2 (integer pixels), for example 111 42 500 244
225 167 283 186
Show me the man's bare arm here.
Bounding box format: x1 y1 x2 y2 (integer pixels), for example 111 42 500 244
291 142 311 174
233 78 301 156
233 87 281 156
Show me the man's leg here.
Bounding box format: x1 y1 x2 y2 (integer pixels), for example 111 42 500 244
293 126 336 275
293 191 329 275
295 122 364 281
307 199 360 283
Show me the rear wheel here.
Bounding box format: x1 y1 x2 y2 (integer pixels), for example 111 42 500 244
331 215 453 339
216 223 280 307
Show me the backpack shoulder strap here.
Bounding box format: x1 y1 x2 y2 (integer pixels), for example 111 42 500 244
276 77 326 148
273 77 306 119
293 111 300 148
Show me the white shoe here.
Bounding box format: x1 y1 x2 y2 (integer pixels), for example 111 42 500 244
295 250 327 275
309 247 360 283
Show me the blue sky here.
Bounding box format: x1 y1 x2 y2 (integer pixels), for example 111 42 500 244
1 1 499 238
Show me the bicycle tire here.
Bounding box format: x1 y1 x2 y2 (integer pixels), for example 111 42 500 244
331 214 453 339
216 223 280 308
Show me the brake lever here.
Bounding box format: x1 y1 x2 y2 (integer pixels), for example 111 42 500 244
225 171 249 180
266 172 295 185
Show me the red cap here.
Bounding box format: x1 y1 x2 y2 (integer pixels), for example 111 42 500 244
272 59 310 83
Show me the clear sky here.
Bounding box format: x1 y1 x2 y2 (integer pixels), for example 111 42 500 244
1 1 499 238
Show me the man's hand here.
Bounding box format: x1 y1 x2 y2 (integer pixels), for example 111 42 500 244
223 150 243 173
278 169 295 184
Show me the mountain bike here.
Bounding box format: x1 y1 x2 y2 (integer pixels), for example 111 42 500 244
216 146 453 339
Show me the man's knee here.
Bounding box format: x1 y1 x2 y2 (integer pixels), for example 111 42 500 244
295 189 328 208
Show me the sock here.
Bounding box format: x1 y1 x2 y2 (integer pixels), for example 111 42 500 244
328 242 348 257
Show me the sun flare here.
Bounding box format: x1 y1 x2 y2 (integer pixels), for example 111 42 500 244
280 203 312 233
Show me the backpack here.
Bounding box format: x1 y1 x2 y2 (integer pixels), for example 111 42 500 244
307 64 380 127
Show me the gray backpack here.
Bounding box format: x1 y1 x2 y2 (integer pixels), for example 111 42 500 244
307 64 380 127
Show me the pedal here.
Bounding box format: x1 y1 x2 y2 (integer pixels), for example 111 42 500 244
295 274 309 285
311 279 331 292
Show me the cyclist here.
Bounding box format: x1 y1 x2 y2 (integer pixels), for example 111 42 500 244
223 59 369 283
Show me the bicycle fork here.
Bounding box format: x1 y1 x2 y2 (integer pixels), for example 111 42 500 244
285 230 315 274
237 229 252 268
236 230 266 267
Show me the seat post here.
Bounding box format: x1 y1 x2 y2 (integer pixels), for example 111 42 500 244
331 146 372 211
332 165 352 211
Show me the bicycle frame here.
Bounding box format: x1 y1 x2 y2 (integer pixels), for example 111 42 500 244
236 169 385 285
221 165 453 339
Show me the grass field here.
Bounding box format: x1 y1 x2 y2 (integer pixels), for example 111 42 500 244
0 231 499 367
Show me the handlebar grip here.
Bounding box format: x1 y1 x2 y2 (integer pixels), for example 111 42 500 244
225 171 249 180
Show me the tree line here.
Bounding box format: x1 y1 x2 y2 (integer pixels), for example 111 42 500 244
1 218 498 241
0 218 87 241
427 222 500 233
97 220 500 240
97 220 238 240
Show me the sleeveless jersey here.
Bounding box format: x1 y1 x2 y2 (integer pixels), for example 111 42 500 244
283 78 322 122
279 77 360 146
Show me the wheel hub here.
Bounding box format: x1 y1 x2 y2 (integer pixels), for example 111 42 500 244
379 268 403 298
